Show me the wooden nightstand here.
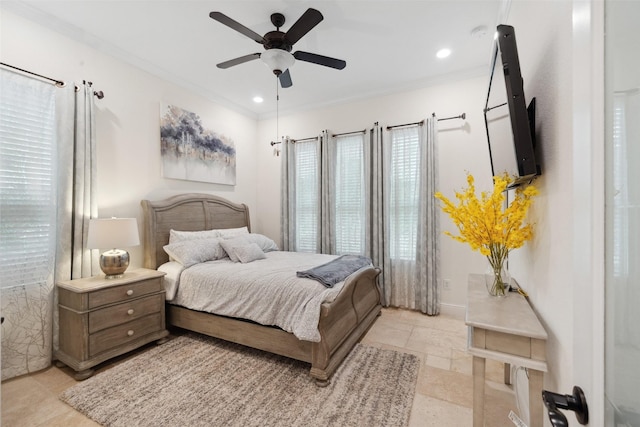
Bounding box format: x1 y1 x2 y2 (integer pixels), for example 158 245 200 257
55 268 169 380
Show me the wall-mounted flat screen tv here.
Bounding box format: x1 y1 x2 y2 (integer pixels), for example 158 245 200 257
484 24 540 188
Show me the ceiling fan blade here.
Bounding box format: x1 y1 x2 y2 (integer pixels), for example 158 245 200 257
217 53 261 69
279 69 293 88
293 51 346 70
209 12 266 44
284 8 323 45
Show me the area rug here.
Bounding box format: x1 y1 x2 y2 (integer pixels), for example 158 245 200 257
60 333 419 427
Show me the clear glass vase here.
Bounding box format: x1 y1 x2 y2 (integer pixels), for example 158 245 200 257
484 259 510 297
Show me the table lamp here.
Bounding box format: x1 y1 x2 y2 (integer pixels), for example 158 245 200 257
87 218 140 279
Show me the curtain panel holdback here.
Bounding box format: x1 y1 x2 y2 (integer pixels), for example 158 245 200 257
75 80 105 99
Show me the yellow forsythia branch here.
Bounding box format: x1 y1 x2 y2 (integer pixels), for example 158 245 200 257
434 174 538 256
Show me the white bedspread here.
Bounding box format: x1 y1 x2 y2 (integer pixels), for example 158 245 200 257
170 251 370 342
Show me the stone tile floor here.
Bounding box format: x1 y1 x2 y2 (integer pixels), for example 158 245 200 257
1 308 519 426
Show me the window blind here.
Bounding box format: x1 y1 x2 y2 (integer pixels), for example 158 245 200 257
334 134 366 255
0 72 57 289
294 140 319 252
388 127 420 261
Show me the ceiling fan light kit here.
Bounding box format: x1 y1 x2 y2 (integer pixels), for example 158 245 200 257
210 8 346 88
261 49 294 76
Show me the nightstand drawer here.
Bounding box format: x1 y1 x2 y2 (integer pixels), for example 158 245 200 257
88 278 162 309
89 313 163 357
89 294 164 334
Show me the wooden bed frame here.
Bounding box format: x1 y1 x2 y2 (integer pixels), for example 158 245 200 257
141 193 382 385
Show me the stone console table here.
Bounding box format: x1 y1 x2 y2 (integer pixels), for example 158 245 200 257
465 274 548 427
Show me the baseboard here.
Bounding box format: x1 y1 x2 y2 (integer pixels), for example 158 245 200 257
439 303 466 319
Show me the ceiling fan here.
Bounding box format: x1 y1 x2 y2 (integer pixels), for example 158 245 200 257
209 8 346 88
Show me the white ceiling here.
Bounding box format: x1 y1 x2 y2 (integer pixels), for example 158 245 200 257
5 0 504 118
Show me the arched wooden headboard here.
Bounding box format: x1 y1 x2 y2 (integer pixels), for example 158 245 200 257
140 193 251 269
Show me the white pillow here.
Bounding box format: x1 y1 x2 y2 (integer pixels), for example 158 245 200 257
163 237 225 267
219 236 250 262
169 229 219 244
215 226 249 238
234 243 266 263
245 233 279 252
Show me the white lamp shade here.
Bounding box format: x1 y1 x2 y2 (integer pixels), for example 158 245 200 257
87 218 140 249
261 49 295 74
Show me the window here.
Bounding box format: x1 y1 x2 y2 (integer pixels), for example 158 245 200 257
0 72 57 290
334 134 366 255
387 127 420 261
293 140 319 252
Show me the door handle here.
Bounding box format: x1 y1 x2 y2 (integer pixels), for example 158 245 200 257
541 386 589 426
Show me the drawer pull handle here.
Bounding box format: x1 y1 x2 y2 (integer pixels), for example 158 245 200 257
127 309 134 315
127 330 134 336
126 289 134 296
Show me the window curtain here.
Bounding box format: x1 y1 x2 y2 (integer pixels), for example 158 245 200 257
380 122 440 313
281 119 439 315
0 69 58 380
415 119 440 314
281 134 322 252
365 119 441 314
0 74 98 380
53 82 99 351
319 130 335 254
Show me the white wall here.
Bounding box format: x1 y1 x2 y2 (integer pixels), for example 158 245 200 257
504 0 580 406
0 9 260 269
255 75 495 312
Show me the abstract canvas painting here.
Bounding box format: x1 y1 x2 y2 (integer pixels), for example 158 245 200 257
160 105 236 185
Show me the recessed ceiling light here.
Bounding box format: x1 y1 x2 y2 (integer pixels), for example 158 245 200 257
253 96 264 103
436 48 451 59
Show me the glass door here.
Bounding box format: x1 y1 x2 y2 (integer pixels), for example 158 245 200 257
605 1 640 425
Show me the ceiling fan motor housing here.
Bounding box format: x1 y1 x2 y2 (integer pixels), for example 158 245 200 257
263 31 292 51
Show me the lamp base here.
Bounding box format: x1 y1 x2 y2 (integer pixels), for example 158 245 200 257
100 249 130 279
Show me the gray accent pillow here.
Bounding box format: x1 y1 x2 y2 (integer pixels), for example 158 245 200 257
234 243 266 263
219 237 250 262
163 237 225 267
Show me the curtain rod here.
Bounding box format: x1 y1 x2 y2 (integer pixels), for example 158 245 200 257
291 136 318 143
332 129 366 138
432 112 466 122
1 63 105 99
1 62 66 87
269 136 318 146
386 120 424 130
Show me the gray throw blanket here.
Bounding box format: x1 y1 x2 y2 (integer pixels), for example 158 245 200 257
296 255 372 288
